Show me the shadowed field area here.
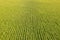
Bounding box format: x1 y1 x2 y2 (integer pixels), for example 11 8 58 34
0 0 60 40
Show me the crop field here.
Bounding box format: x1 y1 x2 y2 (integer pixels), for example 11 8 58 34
0 0 60 40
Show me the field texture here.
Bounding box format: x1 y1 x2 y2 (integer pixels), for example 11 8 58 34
0 0 60 40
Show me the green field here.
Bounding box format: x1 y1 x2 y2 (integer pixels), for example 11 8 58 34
0 0 60 40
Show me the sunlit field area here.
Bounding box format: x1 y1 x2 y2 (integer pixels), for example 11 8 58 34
0 0 60 40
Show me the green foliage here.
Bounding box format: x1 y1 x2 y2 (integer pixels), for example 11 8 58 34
0 1 60 40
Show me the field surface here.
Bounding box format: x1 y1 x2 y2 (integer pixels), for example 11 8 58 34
0 0 60 40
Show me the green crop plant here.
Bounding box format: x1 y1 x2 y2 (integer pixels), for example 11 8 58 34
0 0 60 40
